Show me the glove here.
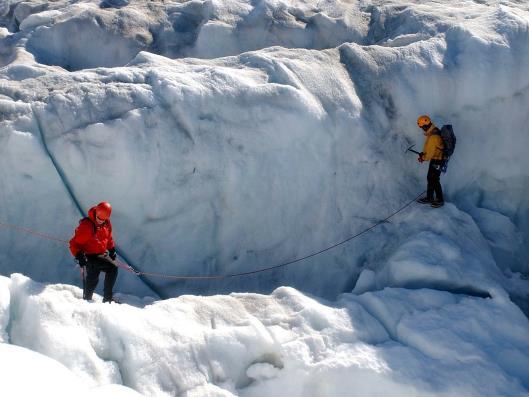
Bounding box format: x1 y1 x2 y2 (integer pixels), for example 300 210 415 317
76 252 88 267
418 153 425 163
108 248 117 261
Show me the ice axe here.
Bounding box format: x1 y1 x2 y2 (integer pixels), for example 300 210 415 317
406 144 422 155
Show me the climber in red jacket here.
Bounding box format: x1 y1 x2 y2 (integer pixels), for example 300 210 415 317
69 202 118 303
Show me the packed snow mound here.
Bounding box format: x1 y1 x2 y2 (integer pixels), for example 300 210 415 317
4 0 529 68
0 343 142 397
1 273 529 397
1 0 368 69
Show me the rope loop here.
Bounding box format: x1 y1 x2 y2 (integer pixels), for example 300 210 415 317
0 191 425 280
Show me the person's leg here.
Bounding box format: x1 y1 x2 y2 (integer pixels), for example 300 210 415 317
84 259 101 300
102 265 118 302
431 160 444 202
434 178 444 202
426 162 436 200
93 256 118 302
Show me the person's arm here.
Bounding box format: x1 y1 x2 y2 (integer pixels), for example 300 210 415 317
422 136 442 161
421 138 430 161
106 222 115 251
69 221 92 257
106 222 116 260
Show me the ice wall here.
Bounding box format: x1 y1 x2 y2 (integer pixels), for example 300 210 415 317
0 0 528 300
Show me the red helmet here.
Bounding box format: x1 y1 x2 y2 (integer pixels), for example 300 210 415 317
95 202 112 220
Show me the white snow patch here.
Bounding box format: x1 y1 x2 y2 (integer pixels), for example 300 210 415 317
2 274 528 396
19 9 61 30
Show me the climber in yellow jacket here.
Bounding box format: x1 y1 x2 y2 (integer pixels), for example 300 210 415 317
416 115 445 208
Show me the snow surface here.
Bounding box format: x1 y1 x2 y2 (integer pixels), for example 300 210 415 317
1 273 529 397
0 343 142 397
1 0 529 395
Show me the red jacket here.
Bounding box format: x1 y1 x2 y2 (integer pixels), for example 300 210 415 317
69 207 115 257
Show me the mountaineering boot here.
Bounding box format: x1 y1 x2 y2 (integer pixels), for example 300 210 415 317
103 296 121 304
431 200 444 208
417 197 433 204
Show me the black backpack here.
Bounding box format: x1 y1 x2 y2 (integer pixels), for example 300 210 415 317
439 124 456 158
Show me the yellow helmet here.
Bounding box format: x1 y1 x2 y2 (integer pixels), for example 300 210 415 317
417 115 431 128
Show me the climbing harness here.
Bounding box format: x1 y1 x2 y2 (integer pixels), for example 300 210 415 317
0 190 425 280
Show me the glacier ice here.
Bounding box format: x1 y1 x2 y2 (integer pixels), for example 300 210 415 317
0 0 528 298
0 274 528 396
1 0 529 394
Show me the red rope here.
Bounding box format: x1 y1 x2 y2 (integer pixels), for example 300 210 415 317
0 220 69 244
0 191 424 280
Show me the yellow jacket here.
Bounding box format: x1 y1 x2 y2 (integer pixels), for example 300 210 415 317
422 125 444 161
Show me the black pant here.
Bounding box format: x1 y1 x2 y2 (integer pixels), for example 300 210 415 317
427 160 444 202
83 255 118 301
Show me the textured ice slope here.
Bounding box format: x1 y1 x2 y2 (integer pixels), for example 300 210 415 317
0 343 142 397
2 0 369 68
1 1 528 296
1 273 528 397
1 1 529 395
